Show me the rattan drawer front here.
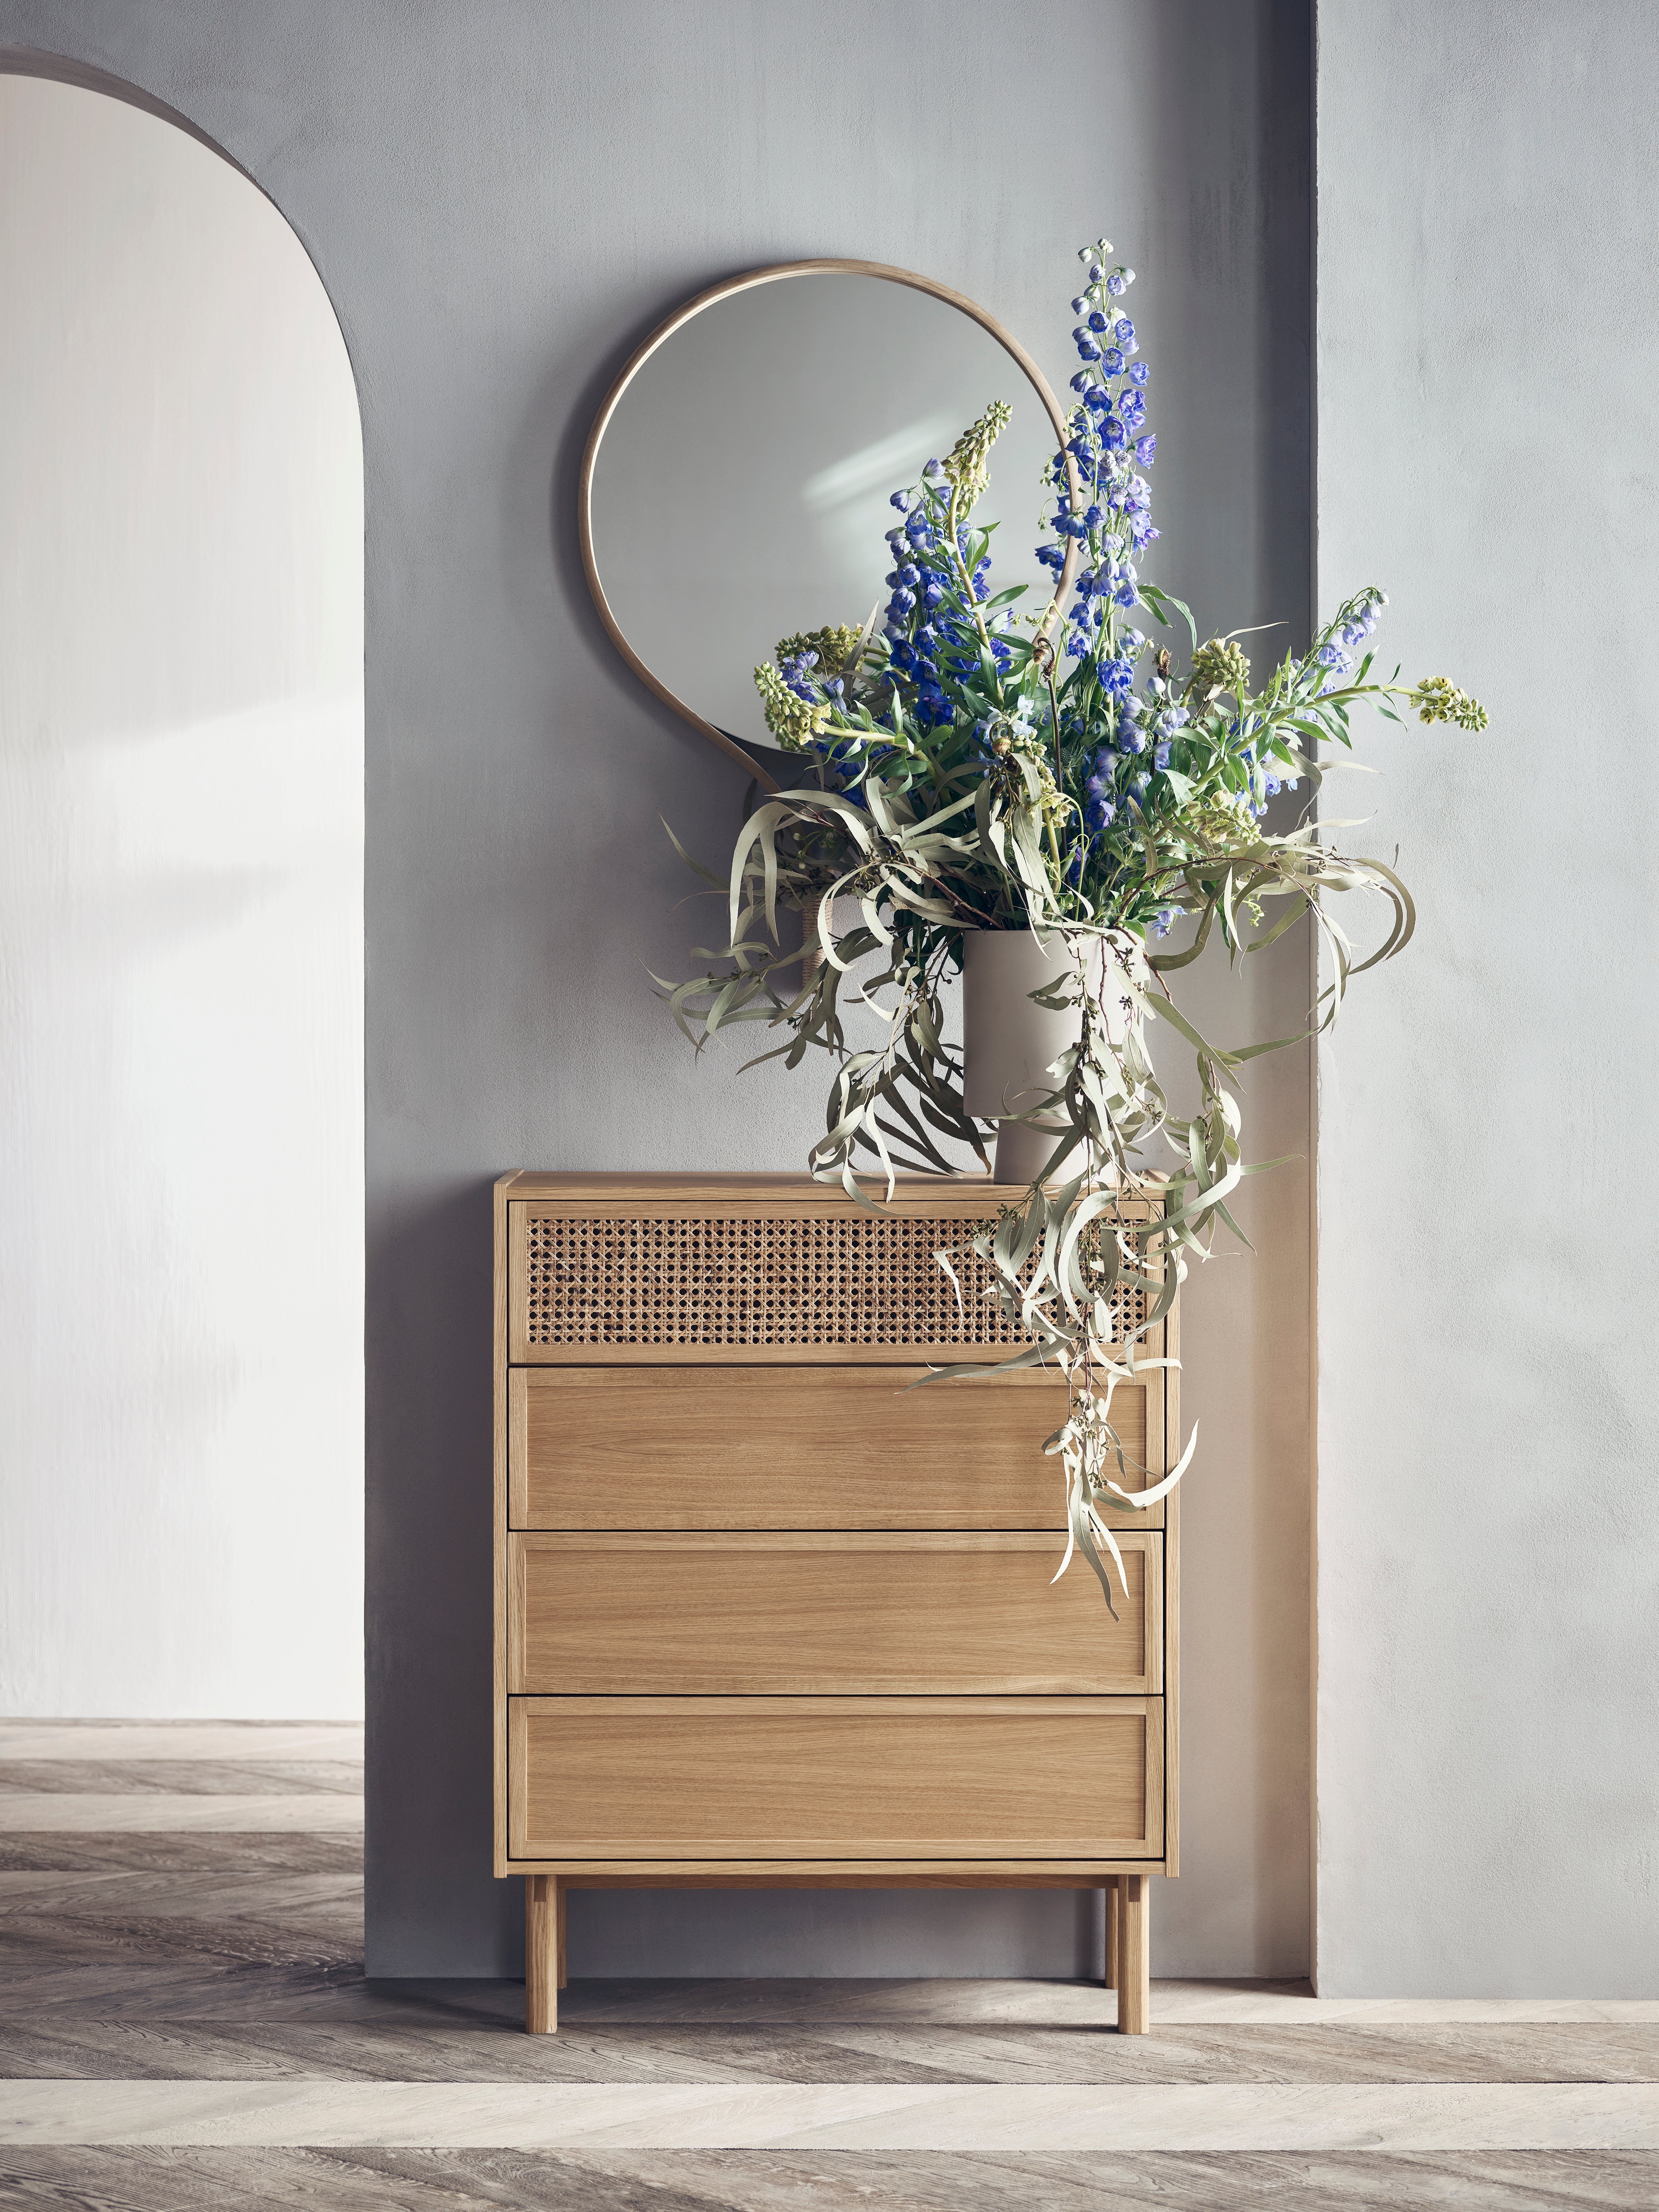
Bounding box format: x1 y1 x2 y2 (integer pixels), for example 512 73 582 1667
508 1532 1161 1696
508 1202 1153 1365
509 1696 1163 1861
508 1365 1163 1529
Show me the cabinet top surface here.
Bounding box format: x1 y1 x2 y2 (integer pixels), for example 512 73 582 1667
498 1171 1161 1210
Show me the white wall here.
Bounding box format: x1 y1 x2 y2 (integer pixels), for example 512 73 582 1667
1315 0 1659 1993
0 75 364 1717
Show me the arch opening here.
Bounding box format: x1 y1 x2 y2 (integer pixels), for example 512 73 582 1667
0 66 365 1717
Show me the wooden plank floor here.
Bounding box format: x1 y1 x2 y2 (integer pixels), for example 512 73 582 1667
2 1723 1657 2207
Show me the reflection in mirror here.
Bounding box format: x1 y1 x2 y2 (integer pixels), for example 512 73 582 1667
587 271 1063 771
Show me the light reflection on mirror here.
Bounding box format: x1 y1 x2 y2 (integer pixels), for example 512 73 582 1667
589 273 1060 761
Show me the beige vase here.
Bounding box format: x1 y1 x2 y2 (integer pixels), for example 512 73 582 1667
961 927 1146 1186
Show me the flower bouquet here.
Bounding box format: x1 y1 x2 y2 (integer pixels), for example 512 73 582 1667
664 238 1483 1606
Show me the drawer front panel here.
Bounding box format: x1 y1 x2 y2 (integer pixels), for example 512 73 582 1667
509 1366 1163 1529
509 1202 1157 1366
509 1696 1163 1861
509 1532 1161 1696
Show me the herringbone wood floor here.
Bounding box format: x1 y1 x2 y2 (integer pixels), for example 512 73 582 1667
2 1722 1657 2207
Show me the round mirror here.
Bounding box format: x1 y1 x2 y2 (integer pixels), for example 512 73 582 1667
580 261 1074 788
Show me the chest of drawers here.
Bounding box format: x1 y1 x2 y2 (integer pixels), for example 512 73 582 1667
494 1172 1179 2032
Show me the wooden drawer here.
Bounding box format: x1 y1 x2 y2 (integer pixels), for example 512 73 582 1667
508 1531 1161 1696
508 1198 1160 1367
509 1695 1163 1861
508 1365 1163 1529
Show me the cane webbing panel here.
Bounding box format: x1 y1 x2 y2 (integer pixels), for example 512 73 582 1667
520 1211 1149 1353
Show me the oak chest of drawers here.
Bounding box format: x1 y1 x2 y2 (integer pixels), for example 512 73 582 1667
494 1172 1180 2032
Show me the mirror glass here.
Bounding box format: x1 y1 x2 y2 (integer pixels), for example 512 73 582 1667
588 272 1062 765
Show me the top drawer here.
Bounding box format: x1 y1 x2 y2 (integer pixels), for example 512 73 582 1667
508 1201 1158 1367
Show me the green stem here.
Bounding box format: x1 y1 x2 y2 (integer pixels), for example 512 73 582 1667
946 485 999 675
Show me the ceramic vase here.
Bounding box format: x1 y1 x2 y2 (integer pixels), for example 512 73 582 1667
961 927 1146 1186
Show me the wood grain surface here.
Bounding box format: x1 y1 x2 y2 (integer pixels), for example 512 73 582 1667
509 1696 1161 1862
496 1172 1161 1214
510 1364 1161 1529
509 1531 1160 1695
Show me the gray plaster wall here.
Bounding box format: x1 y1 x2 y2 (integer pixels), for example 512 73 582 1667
1315 0 1659 1993
0 0 1316 1976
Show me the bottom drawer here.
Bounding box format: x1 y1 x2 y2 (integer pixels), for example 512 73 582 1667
509 1696 1163 1861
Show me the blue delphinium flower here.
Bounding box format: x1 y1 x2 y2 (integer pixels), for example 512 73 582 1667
823 243 1187 901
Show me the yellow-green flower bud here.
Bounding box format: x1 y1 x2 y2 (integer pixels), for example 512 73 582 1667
941 400 1013 507
1189 637 1252 699
774 625 863 679
753 662 825 749
1411 675 1488 731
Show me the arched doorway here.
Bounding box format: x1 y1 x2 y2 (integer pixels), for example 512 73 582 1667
0 69 364 1716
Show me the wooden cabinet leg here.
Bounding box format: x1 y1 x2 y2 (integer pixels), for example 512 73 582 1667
1116 1872 1150 2034
557 1877 567 1990
525 1875 559 2034
1103 1878 1119 1989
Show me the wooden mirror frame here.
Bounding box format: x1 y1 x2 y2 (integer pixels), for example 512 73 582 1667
578 258 1083 791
